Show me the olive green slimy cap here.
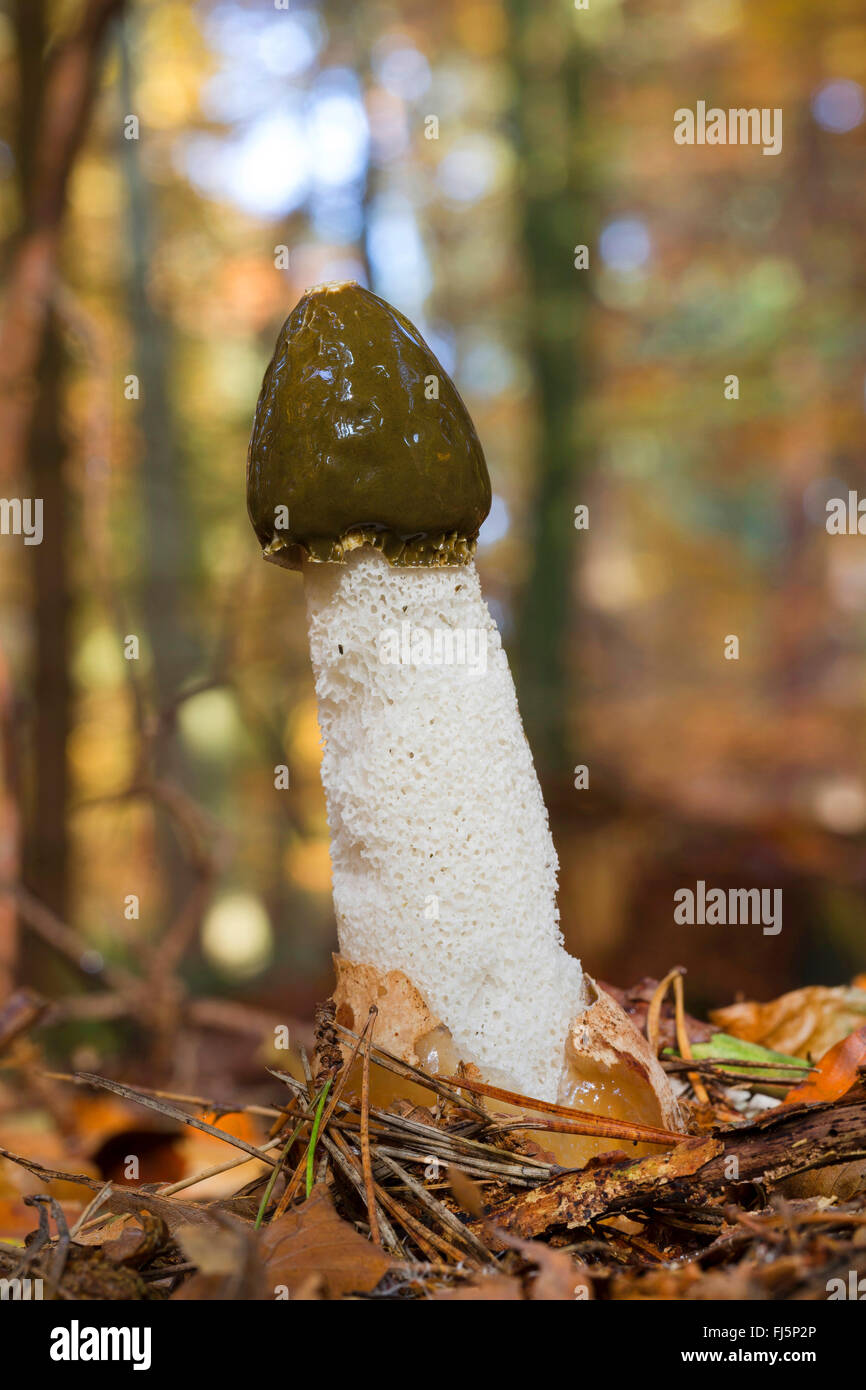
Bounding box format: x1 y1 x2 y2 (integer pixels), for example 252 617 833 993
246 282 491 569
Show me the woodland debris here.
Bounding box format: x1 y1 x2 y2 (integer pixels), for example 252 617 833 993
485 1085 866 1239
3 979 866 1300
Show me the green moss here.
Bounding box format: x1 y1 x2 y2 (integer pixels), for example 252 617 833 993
247 282 491 568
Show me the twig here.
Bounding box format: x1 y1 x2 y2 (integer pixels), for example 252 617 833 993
662 1056 811 1074
673 973 710 1106
376 1152 493 1264
320 1130 402 1253
362 1104 554 1170
373 1180 466 1264
646 966 685 1056
360 1007 380 1246
0 884 135 992
443 1073 681 1146
269 1007 381 1218
159 1135 286 1200
75 1072 277 1167
371 1143 536 1185
69 1182 114 1238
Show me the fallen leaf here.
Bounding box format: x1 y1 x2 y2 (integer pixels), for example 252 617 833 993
447 1164 485 1219
173 1216 267 1300
688 1032 809 1087
73 1214 133 1248
785 1023 866 1104
258 1186 393 1299
102 1210 168 1267
521 1241 592 1301
100 1188 220 1233
781 1161 866 1202
437 1273 523 1300
176 1221 245 1277
710 985 866 1060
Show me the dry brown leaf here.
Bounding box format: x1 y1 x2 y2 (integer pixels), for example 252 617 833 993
258 1186 393 1299
781 1161 866 1203
332 955 440 1067
173 1216 267 1300
437 1273 524 1300
710 984 866 1060
435 1249 587 1301
73 1214 133 1247
521 1241 592 1300
99 1188 219 1232
776 1025 866 1202
176 1221 246 1277
785 1024 866 1105
447 1164 485 1218
102 1210 168 1267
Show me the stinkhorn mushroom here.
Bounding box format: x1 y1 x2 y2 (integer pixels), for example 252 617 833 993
248 282 681 1160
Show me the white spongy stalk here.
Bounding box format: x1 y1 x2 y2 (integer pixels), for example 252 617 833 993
303 547 586 1102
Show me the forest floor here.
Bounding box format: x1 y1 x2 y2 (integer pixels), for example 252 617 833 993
1 973 865 1301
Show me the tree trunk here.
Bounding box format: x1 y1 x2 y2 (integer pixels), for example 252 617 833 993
505 0 594 775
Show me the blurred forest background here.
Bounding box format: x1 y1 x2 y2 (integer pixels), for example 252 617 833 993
0 0 865 1093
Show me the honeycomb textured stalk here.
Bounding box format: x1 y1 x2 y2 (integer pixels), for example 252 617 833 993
304 547 587 1102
